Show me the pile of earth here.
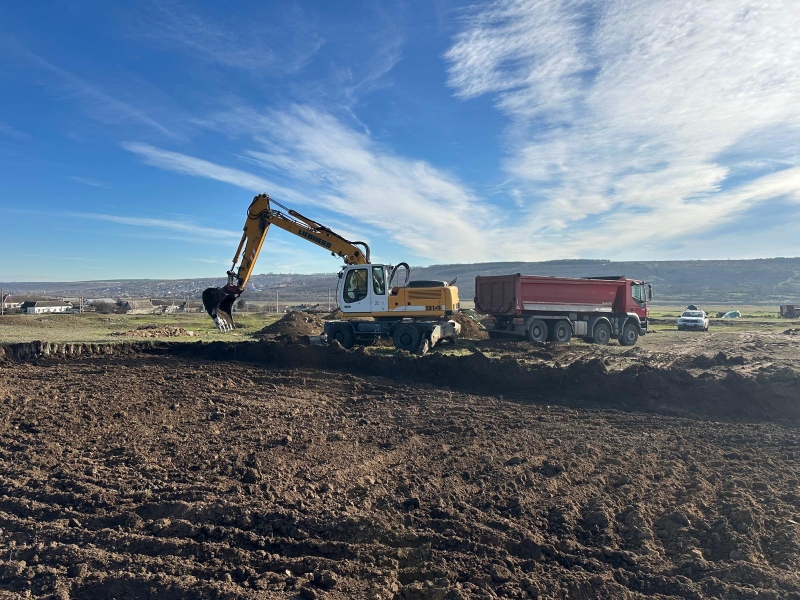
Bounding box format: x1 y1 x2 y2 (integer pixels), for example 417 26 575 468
112 324 195 338
451 312 488 340
254 311 325 339
785 328 800 335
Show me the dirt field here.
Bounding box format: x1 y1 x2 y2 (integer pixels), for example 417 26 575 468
1 327 799 599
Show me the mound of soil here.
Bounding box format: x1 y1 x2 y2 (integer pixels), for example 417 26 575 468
254 311 325 337
451 312 488 339
688 351 746 368
113 324 194 338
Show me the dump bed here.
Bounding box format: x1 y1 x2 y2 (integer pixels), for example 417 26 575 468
475 274 626 315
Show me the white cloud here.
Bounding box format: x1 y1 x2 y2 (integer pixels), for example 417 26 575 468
136 0 324 74
0 121 28 139
122 142 288 196
24 52 174 137
70 211 241 241
70 176 111 189
126 106 503 263
445 0 800 258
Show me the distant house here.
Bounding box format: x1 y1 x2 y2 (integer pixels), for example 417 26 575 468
2 294 19 310
180 300 204 313
4 295 43 311
119 299 156 314
25 300 72 314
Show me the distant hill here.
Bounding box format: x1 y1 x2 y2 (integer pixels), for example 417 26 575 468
3 258 800 306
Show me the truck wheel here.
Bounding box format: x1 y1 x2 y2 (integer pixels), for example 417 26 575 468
328 323 355 349
620 322 639 346
393 323 421 352
526 319 548 343
551 320 572 343
593 322 611 345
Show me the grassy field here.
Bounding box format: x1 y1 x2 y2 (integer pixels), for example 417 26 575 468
1 305 796 344
0 312 283 344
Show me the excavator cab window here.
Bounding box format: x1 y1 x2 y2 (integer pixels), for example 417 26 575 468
344 268 368 303
372 266 386 296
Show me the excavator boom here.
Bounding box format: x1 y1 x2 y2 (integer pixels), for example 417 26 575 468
203 193 370 330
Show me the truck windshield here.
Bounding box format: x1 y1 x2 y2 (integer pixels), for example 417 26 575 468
632 283 645 303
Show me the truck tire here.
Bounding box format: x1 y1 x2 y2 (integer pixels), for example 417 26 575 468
526 319 548 343
328 323 355 349
393 323 421 352
593 322 611 345
620 322 639 346
551 320 572 343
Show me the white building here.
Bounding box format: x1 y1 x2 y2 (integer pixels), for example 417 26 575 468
26 300 72 314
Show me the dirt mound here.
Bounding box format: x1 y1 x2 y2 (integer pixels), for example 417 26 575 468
254 311 325 337
688 351 747 368
784 328 800 335
113 324 194 338
451 312 488 339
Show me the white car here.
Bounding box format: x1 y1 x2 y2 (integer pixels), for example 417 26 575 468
677 310 709 332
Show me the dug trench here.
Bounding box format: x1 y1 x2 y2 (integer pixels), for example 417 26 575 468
0 340 799 599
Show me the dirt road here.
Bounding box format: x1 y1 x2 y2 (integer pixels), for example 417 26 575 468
0 329 798 599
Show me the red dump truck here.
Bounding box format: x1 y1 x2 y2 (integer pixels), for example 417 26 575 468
475 274 653 346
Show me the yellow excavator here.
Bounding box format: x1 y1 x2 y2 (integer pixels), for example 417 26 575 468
202 193 461 353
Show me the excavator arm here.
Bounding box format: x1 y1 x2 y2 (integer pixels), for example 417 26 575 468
202 193 371 331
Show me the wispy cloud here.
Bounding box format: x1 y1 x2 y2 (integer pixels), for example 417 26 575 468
134 0 324 74
125 105 504 262
69 211 241 241
19 49 174 137
121 142 307 202
0 121 29 140
445 0 800 257
70 176 111 189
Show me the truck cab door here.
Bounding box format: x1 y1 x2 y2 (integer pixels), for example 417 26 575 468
340 266 372 314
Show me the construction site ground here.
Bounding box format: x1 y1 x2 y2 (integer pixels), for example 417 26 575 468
1 322 799 599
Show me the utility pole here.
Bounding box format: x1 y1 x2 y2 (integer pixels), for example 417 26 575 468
276 290 279 313
1 288 4 317
327 287 331 312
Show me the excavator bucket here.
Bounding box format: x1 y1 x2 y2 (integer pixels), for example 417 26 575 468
202 287 237 331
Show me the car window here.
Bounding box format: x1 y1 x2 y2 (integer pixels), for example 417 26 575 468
682 311 703 317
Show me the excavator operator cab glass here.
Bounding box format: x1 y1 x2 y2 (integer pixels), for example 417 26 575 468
344 268 368 303
372 266 386 296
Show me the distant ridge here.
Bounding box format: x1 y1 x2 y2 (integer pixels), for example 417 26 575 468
2 258 800 305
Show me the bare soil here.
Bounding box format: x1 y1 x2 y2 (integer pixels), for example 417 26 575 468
254 312 326 342
0 329 799 599
450 314 488 340
113 325 196 338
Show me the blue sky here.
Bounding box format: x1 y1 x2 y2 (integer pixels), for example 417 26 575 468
1 0 799 281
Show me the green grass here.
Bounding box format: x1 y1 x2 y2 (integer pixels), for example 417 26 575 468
0 312 282 344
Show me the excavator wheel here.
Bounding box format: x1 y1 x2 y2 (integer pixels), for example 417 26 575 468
393 323 421 352
327 323 355 349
